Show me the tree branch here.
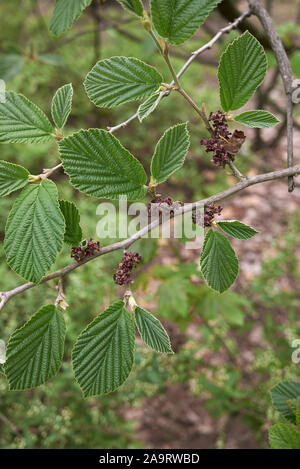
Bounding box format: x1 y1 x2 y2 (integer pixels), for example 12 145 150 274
1 163 299 310
247 0 295 191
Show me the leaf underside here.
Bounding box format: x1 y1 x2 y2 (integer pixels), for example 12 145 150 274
138 92 164 122
135 306 173 354
51 83 73 129
49 0 93 36
0 160 29 197
217 220 259 240
59 200 82 246
234 110 279 128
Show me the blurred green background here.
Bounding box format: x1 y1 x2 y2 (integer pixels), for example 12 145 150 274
0 0 300 449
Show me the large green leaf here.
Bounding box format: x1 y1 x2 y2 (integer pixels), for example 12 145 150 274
59 200 82 246
138 92 163 122
217 220 259 240
233 110 279 128
151 0 221 45
218 31 267 112
200 228 239 293
84 57 162 108
49 0 93 36
0 54 24 81
269 424 300 449
4 305 66 390
135 306 173 354
4 179 65 284
72 301 135 397
51 83 73 130
59 129 147 200
271 381 300 424
0 160 29 197
117 0 144 17
0 92 53 143
150 123 190 184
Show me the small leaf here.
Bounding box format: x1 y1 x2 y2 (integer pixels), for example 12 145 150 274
4 305 66 390
72 301 135 397
200 228 239 293
151 0 221 45
59 129 147 200
218 31 267 112
269 424 300 449
135 306 173 354
217 221 259 240
59 200 82 246
0 161 29 197
233 110 280 128
49 0 93 36
84 56 162 108
0 92 53 143
0 54 24 81
51 83 73 130
138 92 163 122
4 179 65 284
150 123 190 184
271 381 300 424
117 0 144 17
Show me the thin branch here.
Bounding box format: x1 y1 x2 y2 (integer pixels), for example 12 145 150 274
248 0 295 191
227 159 247 181
107 10 252 134
1 163 299 310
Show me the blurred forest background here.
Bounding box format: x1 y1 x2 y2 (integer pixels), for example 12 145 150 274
0 0 300 449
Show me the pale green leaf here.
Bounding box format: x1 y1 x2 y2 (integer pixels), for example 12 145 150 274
59 129 147 200
135 306 173 354
4 179 65 284
0 92 53 143
271 381 300 424
49 0 92 36
84 56 162 108
117 0 144 17
0 160 29 197
138 92 163 122
151 0 221 45
4 305 66 390
150 123 190 184
200 228 239 293
269 424 300 449
0 54 24 81
234 110 279 128
59 200 82 246
51 83 73 130
218 31 267 112
72 301 135 397
217 220 259 240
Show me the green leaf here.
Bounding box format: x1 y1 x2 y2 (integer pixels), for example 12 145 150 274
0 92 53 143
72 301 135 397
151 0 221 45
138 92 163 122
0 161 29 197
51 83 73 130
269 424 300 449
117 0 144 17
218 31 267 112
59 200 82 246
49 0 93 36
150 123 190 184
84 56 162 108
59 129 147 200
271 381 300 424
217 220 259 240
200 228 239 293
0 54 24 81
4 305 66 390
135 306 173 354
233 110 279 128
4 179 65 284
